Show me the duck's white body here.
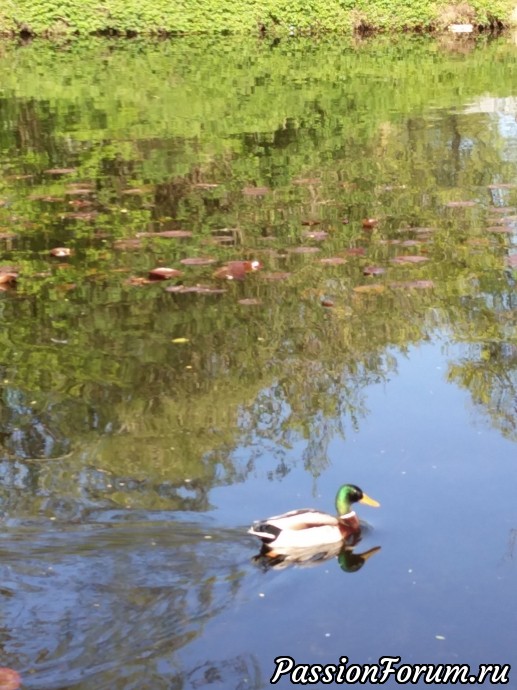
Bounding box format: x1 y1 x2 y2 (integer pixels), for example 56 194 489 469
248 508 360 548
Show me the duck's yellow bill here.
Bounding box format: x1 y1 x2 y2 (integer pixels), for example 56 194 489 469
359 493 380 507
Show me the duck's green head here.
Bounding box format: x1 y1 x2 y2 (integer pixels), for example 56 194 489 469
335 484 380 516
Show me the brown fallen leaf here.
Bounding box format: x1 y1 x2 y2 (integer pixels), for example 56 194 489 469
44 167 76 175
62 211 98 221
0 667 21 690
148 267 183 280
390 280 435 289
68 199 94 208
260 271 292 281
302 230 328 240
445 200 477 208
0 272 17 286
214 260 262 280
242 186 269 196
180 257 217 266
486 226 513 234
50 247 72 258
391 255 429 265
320 257 347 265
29 195 64 203
353 284 385 294
363 266 386 276
292 177 321 185
238 298 263 305
287 246 321 254
165 284 226 294
114 239 142 250
137 230 193 239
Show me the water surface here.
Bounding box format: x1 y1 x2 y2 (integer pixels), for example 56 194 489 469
0 34 516 688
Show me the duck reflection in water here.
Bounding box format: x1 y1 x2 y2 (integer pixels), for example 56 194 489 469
248 483 381 573
252 541 381 573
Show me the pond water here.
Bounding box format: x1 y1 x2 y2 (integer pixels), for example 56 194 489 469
0 33 516 689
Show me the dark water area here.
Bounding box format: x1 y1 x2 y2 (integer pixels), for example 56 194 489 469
0 33 516 688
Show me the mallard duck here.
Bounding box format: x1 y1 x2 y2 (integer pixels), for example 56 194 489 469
248 484 380 549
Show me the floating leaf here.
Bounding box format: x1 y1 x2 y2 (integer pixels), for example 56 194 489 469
66 186 95 195
466 238 490 247
29 195 64 203
353 284 385 294
445 200 477 207
406 226 437 234
114 238 142 250
400 239 421 247
0 668 21 690
50 247 72 258
321 299 334 307
180 257 217 266
287 246 321 254
488 207 515 214
44 167 76 175
122 187 148 195
487 183 517 189
211 235 236 244
344 247 366 256
362 218 379 229
320 257 347 265
486 226 513 233
292 177 320 185
242 186 269 196
302 230 328 240
391 255 429 265
363 266 386 276
62 211 98 221
140 230 193 239
126 276 153 286
214 260 262 280
260 271 292 281
0 272 17 286
172 337 189 343
238 298 263 305
148 267 183 280
68 199 94 208
166 284 226 294
390 280 435 289
193 183 219 190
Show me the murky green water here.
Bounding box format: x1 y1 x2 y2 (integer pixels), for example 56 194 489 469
0 34 516 688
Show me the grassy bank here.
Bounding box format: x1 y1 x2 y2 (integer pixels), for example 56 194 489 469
0 0 515 36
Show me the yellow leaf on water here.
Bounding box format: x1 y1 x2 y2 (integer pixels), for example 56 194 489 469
172 337 189 344
353 284 385 295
